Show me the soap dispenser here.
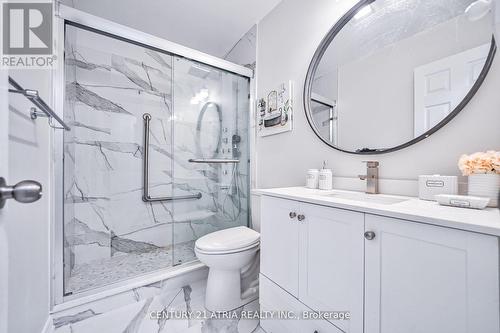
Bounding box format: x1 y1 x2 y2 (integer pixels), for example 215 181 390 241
318 161 333 190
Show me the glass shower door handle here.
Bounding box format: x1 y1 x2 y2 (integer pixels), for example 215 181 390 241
142 113 202 202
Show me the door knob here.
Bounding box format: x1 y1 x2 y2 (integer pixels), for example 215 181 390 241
0 177 42 209
289 212 297 219
364 231 376 240
297 214 305 221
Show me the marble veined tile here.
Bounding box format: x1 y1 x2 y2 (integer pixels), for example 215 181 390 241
63 24 249 295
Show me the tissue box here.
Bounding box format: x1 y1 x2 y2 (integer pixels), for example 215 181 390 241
418 175 458 201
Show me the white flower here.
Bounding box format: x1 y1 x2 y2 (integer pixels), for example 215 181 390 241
457 151 500 176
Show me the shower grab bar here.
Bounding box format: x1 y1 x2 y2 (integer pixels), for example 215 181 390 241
8 76 71 131
142 113 202 202
188 158 240 164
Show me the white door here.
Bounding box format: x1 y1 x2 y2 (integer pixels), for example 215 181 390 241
364 214 500 333
260 196 300 296
298 203 364 333
0 67 9 333
1 71 52 333
414 43 490 136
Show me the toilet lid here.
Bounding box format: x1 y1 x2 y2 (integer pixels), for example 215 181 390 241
195 226 260 253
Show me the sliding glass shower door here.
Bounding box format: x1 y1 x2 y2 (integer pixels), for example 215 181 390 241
62 24 249 296
171 57 250 265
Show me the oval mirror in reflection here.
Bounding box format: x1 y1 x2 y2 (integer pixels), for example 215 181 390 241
196 102 222 158
305 0 497 154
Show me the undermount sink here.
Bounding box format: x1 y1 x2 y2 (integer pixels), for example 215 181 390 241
322 191 409 205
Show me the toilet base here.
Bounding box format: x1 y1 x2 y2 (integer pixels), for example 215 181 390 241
206 268 244 311
199 246 259 312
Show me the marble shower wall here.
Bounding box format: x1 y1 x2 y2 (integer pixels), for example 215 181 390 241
63 25 250 295
224 25 257 70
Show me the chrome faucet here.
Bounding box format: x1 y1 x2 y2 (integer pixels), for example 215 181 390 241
358 161 379 194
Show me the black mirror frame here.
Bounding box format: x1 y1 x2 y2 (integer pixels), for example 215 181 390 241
303 0 497 155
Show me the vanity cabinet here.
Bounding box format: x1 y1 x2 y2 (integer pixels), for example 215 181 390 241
261 196 365 333
260 195 500 333
364 214 500 333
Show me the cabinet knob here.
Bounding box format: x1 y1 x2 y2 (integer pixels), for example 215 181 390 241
297 214 306 221
364 231 376 240
289 212 297 219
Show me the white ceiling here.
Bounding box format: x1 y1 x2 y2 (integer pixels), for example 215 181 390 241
61 0 281 58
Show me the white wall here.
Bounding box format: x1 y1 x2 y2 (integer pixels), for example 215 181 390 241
255 0 500 195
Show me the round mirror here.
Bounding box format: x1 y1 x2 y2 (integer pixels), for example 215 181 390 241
196 102 222 158
305 0 497 154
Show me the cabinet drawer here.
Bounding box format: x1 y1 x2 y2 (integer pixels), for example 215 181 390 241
260 274 343 333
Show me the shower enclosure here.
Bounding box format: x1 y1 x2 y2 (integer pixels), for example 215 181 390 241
60 21 250 296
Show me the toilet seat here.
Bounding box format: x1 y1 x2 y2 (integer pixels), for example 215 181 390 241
195 226 260 255
195 241 259 255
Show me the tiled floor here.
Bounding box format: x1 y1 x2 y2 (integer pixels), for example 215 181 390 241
253 326 266 333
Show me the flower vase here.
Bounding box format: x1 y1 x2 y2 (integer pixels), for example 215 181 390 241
468 173 500 208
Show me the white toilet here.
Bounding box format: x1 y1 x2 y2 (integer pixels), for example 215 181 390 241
195 226 260 312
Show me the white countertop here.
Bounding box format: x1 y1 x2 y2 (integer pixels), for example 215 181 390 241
253 187 500 237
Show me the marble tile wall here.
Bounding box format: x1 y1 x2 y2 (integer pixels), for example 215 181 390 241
63 25 250 295
224 25 257 70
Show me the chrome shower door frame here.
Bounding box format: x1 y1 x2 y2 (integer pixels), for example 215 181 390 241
51 4 254 308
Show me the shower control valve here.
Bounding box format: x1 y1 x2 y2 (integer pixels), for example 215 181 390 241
289 212 297 219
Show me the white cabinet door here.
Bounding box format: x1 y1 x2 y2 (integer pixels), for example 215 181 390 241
298 203 364 333
365 214 500 333
261 196 300 296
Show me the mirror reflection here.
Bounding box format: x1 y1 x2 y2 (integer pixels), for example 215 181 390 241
196 101 222 158
308 0 497 153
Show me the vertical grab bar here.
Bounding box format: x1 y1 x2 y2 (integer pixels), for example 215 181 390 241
142 113 202 202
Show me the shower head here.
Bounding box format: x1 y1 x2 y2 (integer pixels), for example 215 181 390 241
465 0 492 21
